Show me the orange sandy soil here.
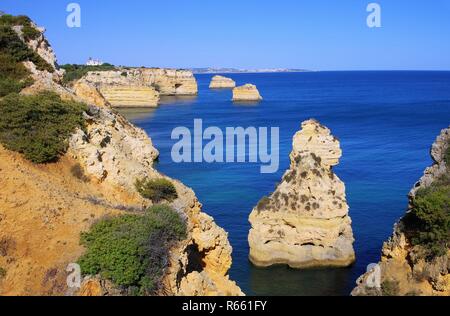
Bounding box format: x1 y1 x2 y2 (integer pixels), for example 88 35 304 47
0 145 142 296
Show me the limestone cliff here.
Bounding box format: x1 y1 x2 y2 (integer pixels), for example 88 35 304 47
77 68 198 108
352 127 450 296
0 16 242 296
248 119 355 268
209 75 236 89
232 84 262 101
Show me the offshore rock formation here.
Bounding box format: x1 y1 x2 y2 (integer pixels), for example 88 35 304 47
209 75 236 89
248 119 355 268
77 68 198 107
352 127 450 296
232 84 262 101
0 16 242 296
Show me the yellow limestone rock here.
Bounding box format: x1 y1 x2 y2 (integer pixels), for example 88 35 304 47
73 80 109 107
209 75 236 89
98 85 159 108
232 84 262 101
248 119 355 268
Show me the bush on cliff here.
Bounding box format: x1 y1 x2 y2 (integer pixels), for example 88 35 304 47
135 178 178 203
0 92 86 163
0 23 54 73
0 14 41 41
405 183 450 259
78 205 186 295
59 63 116 84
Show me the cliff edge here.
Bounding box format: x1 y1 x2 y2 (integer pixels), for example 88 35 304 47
352 127 450 296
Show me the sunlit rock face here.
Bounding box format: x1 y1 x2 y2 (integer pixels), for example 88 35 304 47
248 119 355 268
209 75 236 89
232 84 262 101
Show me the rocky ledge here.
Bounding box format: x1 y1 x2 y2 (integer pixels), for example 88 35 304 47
209 75 236 89
352 127 450 296
73 68 198 108
232 84 262 101
248 119 355 268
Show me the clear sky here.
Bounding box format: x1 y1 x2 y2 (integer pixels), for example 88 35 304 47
2 0 450 70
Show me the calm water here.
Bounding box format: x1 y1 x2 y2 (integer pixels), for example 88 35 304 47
119 71 450 296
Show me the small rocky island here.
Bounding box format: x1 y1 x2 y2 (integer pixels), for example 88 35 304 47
232 84 262 101
248 119 355 268
209 75 236 89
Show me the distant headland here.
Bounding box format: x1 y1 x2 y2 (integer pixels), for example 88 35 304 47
190 67 312 74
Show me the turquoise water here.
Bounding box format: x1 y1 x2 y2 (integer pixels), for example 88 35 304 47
121 71 450 295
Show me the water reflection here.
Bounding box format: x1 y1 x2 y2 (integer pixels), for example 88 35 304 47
159 95 198 105
114 107 157 121
249 264 354 296
232 100 262 107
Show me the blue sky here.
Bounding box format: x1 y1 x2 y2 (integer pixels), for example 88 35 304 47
2 0 450 70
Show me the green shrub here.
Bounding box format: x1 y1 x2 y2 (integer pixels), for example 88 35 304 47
405 184 450 259
59 63 116 84
381 279 400 296
0 23 53 73
0 14 41 41
135 178 178 203
0 92 87 163
78 205 186 295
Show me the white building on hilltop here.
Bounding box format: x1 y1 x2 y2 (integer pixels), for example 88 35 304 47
86 57 103 66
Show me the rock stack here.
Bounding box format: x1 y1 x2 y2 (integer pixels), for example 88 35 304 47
248 119 355 268
209 75 236 89
232 84 262 101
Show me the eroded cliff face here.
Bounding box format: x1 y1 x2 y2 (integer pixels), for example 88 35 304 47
76 68 198 108
352 127 450 296
0 17 242 296
69 106 242 296
248 119 355 268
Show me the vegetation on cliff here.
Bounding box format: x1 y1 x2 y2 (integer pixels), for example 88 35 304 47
0 92 86 163
404 175 450 259
135 178 178 203
59 63 116 84
0 14 41 41
0 15 54 96
78 205 187 295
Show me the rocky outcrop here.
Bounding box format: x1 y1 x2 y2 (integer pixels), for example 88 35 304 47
0 15 242 296
70 106 242 296
352 127 450 296
73 80 109 107
248 119 355 268
78 68 198 108
232 84 262 101
209 75 236 89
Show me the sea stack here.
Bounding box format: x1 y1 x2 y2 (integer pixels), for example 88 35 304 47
248 119 355 268
209 75 236 89
232 84 262 101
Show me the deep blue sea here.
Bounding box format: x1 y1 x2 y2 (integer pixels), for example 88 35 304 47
118 71 450 296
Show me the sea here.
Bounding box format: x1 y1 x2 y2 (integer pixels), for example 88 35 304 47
118 71 450 295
